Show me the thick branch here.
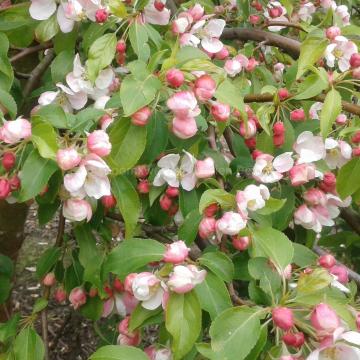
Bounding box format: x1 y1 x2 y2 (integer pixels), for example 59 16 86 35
340 208 360 236
10 43 52 63
21 49 55 110
313 245 360 286
221 28 301 59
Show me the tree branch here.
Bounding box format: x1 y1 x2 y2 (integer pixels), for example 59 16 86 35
262 21 306 32
340 208 360 236
10 43 52 63
221 28 301 59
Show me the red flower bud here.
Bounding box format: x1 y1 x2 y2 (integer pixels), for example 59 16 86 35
350 53 360 68
318 254 336 269
113 278 124 293
166 186 179 198
43 273 56 287
9 175 20 191
283 332 305 348
272 307 294 330
116 39 126 53
137 180 150 194
101 194 117 209
278 88 289 100
166 68 184 88
160 194 172 211
2 152 16 171
0 179 11 199
154 0 165 11
249 14 261 24
232 235 251 251
134 165 149 179
95 8 108 23
203 203 219 217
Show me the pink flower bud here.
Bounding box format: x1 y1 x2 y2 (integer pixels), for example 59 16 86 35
112 278 124 293
279 357 297 360
172 16 192 34
319 172 336 193
350 53 360 68
116 39 126 53
194 75 216 101
245 137 256 149
54 287 67 303
336 114 347 125
278 88 289 100
118 316 141 345
131 107 152 126
216 211 247 236
210 102 231 122
188 4 204 20
329 265 349 284
251 1 262 10
249 14 261 24
198 217 216 239
124 273 137 294
0 118 31 144
289 163 316 186
246 58 258 72
87 130 112 157
137 179 150 194
9 175 20 191
326 26 341 40
69 287 87 309
232 235 251 251
304 188 327 206
269 6 283 18
273 133 285 148
203 203 219 217
0 179 11 199
353 148 360 157
239 119 257 139
95 8 108 23
166 69 185 88
88 287 98 298
134 165 149 179
224 59 242 77
43 273 56 287
215 46 229 60
172 116 197 139
99 114 114 130
154 0 165 11
195 157 215 179
272 307 294 331
101 194 117 209
311 303 340 333
63 198 92 222
2 152 16 172
290 109 305 122
283 332 305 348
160 194 172 211
352 131 360 144
252 149 263 160
165 186 179 198
56 148 81 171
273 122 285 135
163 240 189 264
168 265 206 293
353 67 360 79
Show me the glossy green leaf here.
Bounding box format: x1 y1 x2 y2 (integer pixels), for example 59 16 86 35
90 345 148 360
0 88 16 117
320 88 342 138
129 22 150 62
297 268 333 295
35 105 68 129
35 14 59 42
336 157 360 199
14 327 45 360
129 304 162 331
199 189 235 213
215 78 245 114
199 251 234 283
256 198 286 215
178 209 202 245
31 117 58 159
36 247 61 279
51 50 74 83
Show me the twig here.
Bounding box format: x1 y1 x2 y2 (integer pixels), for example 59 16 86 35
228 282 252 306
340 208 360 236
21 49 55 112
10 43 52 63
313 245 360 286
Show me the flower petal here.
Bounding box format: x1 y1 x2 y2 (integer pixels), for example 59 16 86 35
29 0 56 20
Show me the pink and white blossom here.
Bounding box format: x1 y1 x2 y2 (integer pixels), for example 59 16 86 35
236 184 270 217
56 148 81 171
63 198 92 222
167 265 206 293
216 211 247 236
195 157 215 178
0 117 31 144
163 241 189 264
294 131 326 164
298 2 315 22
143 0 170 25
87 130 112 157
325 36 358 72
324 138 352 169
264 1 288 31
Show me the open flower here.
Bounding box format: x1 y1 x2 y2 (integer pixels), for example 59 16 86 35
236 184 270 217
252 152 294 183
298 2 316 22
325 138 352 169
325 36 358 72
294 131 326 164
153 152 197 191
64 153 111 199
143 0 170 25
216 211 247 236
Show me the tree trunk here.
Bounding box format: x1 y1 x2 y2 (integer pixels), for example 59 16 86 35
0 200 28 322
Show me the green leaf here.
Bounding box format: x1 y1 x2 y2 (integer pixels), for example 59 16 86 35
336 157 360 199
245 325 268 360
18 150 58 202
14 327 45 360
35 105 68 129
90 345 148 360
38 200 60 226
320 88 342 138
31 117 58 159
112 175 141 238
0 254 14 278
199 251 234 283
297 268 333 295
140 112 169 163
0 33 14 92
35 14 59 42
256 105 274 135
109 0 128 17
297 33 328 79
53 30 77 54
0 314 20 343
70 108 105 132
0 88 16 117
179 188 198 217
251 227 294 270
129 304 162 331
129 22 150 62
103 238 165 278
199 189 235 213
36 247 61 279
0 275 11 304
209 307 262 359
194 272 232 320
293 73 328 100
178 209 202 245
51 50 74 83
80 296 104 321
32 299 48 314
256 198 286 215
108 120 147 174
215 78 245 114
271 185 295 231
120 72 161 116
86 33 117 82
292 243 317 267
166 291 202 360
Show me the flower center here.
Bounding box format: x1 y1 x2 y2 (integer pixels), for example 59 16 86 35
263 163 273 175
176 168 184 180
334 48 343 59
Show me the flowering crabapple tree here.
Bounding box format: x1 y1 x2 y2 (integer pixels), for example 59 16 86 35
2 0 360 359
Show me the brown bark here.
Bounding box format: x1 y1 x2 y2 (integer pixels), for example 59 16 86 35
0 200 28 321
